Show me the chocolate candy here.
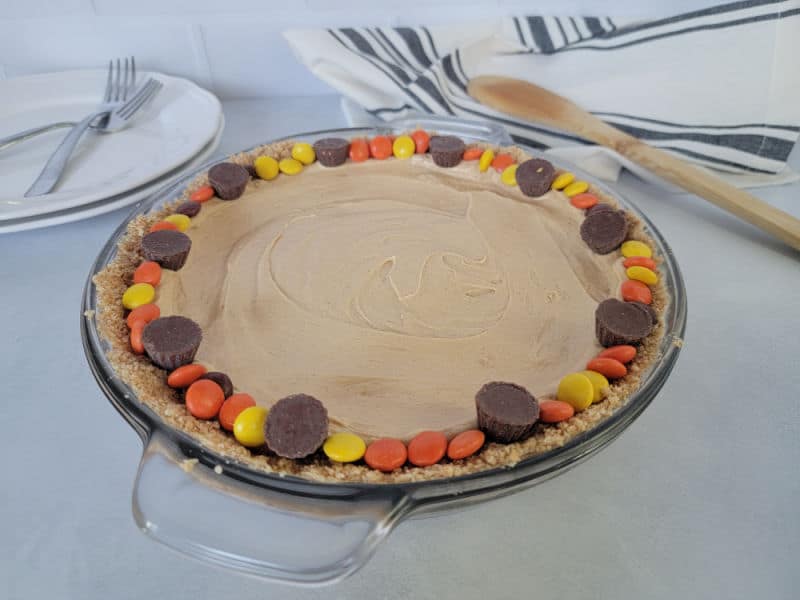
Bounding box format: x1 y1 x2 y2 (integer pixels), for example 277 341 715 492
630 301 658 325
198 371 233 398
313 137 350 167
141 230 192 271
208 162 249 200
595 298 655 347
175 201 201 218
586 203 616 215
244 164 257 178
580 209 628 254
142 316 203 370
516 158 556 197
429 135 465 168
264 394 329 459
475 381 539 443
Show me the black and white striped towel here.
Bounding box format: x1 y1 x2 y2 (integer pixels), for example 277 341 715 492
285 0 800 188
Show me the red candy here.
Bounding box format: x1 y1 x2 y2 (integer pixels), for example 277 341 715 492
133 261 162 287
623 256 657 270
407 431 447 467
185 379 225 420
621 280 653 304
597 345 637 364
586 357 627 379
364 438 407 472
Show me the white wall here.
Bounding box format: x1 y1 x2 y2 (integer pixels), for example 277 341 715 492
0 0 721 99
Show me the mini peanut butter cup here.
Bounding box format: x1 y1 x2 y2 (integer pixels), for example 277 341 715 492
265 394 329 459
313 137 350 167
429 135 465 168
142 316 203 370
586 203 616 215
198 372 233 398
580 209 628 254
595 298 655 347
208 162 249 200
141 230 192 270
516 158 556 197
475 382 539 443
175 201 201 218
630 301 658 325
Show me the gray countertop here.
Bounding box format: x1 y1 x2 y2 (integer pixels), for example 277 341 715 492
2 97 798 600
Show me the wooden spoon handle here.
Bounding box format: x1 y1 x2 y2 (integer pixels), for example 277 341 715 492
586 120 800 251
468 75 800 251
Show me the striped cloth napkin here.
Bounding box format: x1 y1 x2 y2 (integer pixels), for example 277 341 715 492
285 0 800 188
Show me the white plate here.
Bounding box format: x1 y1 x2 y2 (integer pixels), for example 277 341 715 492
0 70 222 221
0 115 224 234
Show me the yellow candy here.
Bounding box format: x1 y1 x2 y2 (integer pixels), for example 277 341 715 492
581 370 610 403
323 432 367 463
291 142 316 165
551 172 575 190
627 266 658 285
233 406 268 448
122 283 155 310
478 149 494 173
501 164 518 186
392 135 416 159
557 373 594 412
279 158 303 176
164 214 190 232
254 156 279 180
563 181 589 197
621 240 652 258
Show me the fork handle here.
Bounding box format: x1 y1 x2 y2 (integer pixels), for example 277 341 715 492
0 122 75 152
24 110 109 197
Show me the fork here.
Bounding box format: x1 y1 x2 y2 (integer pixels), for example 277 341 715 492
25 58 161 197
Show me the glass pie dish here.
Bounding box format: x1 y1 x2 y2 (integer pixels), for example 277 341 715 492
81 116 687 586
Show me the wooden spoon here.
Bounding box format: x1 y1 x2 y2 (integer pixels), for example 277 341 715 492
468 75 800 252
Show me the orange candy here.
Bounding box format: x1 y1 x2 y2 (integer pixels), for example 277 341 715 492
126 303 160 329
586 357 628 379
538 400 575 423
167 363 208 388
133 261 162 287
446 429 485 460
570 193 599 209
491 153 514 172
149 221 178 233
185 379 225 420
621 279 653 304
364 438 407 472
369 136 393 160
219 393 257 431
462 147 483 161
129 321 145 354
349 138 370 162
407 431 448 467
410 129 430 154
190 185 215 203
623 256 657 270
597 345 637 364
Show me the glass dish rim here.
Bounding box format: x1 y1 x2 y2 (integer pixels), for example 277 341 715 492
81 120 687 502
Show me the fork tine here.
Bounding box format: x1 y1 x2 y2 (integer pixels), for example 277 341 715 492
114 58 121 101
118 80 161 119
118 79 155 114
131 56 136 90
121 57 129 101
103 60 113 102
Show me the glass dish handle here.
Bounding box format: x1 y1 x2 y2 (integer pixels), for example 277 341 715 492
132 431 412 585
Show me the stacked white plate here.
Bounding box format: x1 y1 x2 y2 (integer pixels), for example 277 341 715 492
0 70 224 234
